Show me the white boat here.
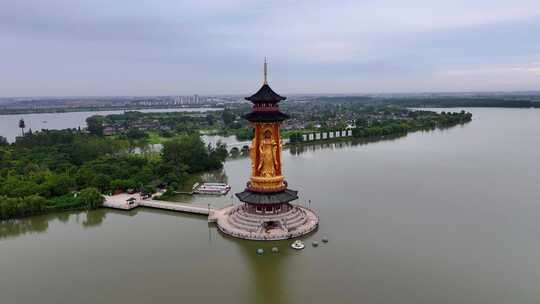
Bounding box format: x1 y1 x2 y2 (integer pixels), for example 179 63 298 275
192 183 231 195
290 240 305 250
201 183 231 190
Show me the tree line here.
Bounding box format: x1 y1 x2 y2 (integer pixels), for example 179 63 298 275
0 125 227 220
288 110 472 143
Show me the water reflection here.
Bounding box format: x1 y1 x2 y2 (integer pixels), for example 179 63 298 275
227 126 461 158
0 207 148 240
0 215 50 240
82 209 108 227
221 233 292 304
0 210 109 240
288 134 406 156
200 169 229 184
227 136 408 158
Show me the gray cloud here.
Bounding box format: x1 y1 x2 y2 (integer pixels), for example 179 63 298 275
1 0 539 96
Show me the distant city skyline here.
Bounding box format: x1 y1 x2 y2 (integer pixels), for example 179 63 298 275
1 0 539 97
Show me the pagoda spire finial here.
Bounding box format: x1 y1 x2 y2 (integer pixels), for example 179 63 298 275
263 57 268 85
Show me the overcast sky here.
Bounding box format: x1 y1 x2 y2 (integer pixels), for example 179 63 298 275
1 0 539 97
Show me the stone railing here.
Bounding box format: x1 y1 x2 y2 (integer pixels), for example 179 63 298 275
300 129 353 142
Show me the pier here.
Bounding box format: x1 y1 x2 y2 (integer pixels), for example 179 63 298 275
103 194 215 216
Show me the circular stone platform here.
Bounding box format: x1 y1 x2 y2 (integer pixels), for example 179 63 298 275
214 204 319 241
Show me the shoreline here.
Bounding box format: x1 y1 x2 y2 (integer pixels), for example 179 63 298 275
0 105 223 115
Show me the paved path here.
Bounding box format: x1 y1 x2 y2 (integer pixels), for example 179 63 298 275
103 194 215 216
139 199 212 215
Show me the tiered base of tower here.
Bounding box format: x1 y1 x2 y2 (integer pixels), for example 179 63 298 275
215 203 318 241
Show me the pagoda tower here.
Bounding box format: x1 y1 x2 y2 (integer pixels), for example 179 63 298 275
215 60 319 240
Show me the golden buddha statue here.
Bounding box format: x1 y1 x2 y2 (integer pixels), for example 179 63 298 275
258 130 278 177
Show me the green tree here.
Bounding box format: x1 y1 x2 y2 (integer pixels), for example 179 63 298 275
1 176 41 198
18 118 26 136
234 128 253 140
41 173 76 197
205 114 215 126
125 128 148 140
91 174 112 192
355 118 367 127
162 134 210 173
77 187 104 208
289 132 304 143
209 141 228 166
335 121 348 130
86 115 104 136
221 109 235 126
123 129 149 152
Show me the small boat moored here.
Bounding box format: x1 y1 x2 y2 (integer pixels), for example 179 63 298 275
290 240 305 250
192 182 231 195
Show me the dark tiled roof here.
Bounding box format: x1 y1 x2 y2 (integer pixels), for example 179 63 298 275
242 111 290 122
235 189 298 205
245 84 286 104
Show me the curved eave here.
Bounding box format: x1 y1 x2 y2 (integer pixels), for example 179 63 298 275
235 189 299 205
242 111 290 122
245 84 287 104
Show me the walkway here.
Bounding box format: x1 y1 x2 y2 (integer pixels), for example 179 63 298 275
103 194 214 216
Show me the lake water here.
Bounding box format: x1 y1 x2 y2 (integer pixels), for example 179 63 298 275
2 108 540 304
0 107 222 142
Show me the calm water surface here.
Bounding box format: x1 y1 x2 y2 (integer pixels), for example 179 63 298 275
1 108 540 304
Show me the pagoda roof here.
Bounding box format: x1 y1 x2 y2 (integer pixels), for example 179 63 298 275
245 84 286 104
235 188 298 205
242 110 290 122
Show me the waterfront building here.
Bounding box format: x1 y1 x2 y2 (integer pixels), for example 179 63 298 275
216 60 319 240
